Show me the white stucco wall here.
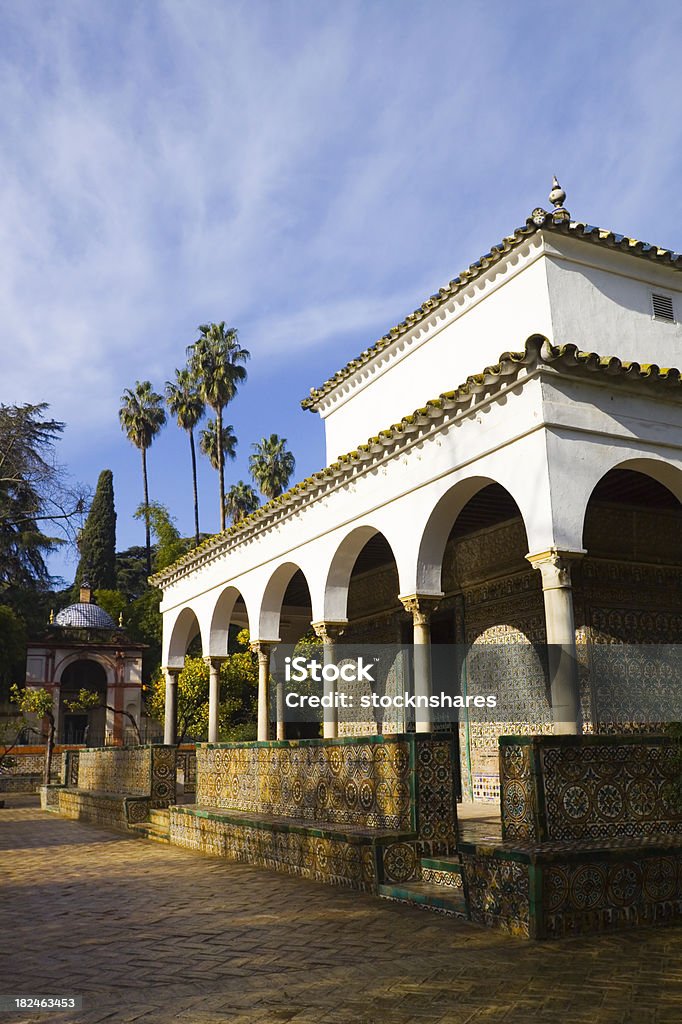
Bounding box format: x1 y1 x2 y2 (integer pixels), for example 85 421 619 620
315 231 682 464
318 236 553 462
544 234 682 364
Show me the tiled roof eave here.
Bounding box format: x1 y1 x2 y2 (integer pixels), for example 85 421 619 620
301 214 682 412
151 335 681 590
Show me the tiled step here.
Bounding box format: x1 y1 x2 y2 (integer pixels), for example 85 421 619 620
378 880 468 917
420 856 465 889
128 821 170 844
149 808 170 827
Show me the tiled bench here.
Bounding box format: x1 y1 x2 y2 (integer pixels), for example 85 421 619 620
170 803 424 893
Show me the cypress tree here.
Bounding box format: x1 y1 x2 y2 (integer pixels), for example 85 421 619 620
72 469 117 596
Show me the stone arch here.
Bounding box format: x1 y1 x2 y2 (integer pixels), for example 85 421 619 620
208 586 251 656
258 562 313 640
54 651 116 689
414 475 531 595
322 525 401 622
165 606 203 669
580 456 682 546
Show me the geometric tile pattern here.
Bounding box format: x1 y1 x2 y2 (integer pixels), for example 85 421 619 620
499 734 682 843
461 853 530 937
414 736 459 854
196 737 415 829
543 849 682 938
541 739 682 841
169 806 379 892
77 747 152 797
150 746 176 808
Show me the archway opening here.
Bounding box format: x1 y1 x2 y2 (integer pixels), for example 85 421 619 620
422 480 546 807
579 466 682 729
60 659 108 745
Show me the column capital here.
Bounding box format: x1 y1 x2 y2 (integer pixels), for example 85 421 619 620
204 655 226 670
311 621 347 643
526 548 585 589
250 640 276 661
399 593 443 625
162 666 181 679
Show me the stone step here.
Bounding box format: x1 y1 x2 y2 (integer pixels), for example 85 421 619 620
128 821 170 844
419 856 465 891
378 881 468 918
149 808 170 827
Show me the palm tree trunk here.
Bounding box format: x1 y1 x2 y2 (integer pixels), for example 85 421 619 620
189 428 200 546
216 406 225 531
142 446 151 576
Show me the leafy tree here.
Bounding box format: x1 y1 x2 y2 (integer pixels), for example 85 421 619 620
115 545 150 602
249 434 296 500
0 604 27 702
118 382 166 577
165 367 205 547
199 420 237 473
224 481 260 525
10 684 56 784
94 589 127 626
71 469 116 598
0 403 87 589
188 323 249 532
64 688 142 744
133 501 188 572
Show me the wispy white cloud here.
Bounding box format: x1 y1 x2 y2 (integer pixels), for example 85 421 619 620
1 0 682 572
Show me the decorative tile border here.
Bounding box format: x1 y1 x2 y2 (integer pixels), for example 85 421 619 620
499 734 682 843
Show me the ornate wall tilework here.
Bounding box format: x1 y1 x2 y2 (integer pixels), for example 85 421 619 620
540 739 682 841
414 736 458 853
499 743 536 841
542 850 682 938
150 746 176 808
169 809 378 892
461 853 530 937
195 738 414 830
77 748 151 797
499 736 682 843
421 867 463 889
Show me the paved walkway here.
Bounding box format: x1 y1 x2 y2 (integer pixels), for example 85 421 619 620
1 796 681 1024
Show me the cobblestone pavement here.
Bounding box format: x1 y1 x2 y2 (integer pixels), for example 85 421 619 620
1 797 681 1024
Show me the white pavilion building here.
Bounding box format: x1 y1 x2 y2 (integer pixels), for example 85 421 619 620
152 182 682 802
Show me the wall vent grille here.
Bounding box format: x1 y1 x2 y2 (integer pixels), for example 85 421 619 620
652 292 675 322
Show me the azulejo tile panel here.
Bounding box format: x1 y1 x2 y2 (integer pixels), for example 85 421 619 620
499 735 682 843
499 743 536 841
196 738 415 830
542 850 682 938
150 746 177 807
461 853 530 938
169 809 378 892
540 740 682 841
77 748 152 797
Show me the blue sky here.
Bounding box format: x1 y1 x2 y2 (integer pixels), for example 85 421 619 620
2 0 682 586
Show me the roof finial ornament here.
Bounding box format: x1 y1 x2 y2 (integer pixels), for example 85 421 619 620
49 608 54 624
548 176 570 222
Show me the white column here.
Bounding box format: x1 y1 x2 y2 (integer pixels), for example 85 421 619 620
163 667 179 745
400 595 441 734
251 642 273 741
205 657 224 743
311 621 347 739
527 548 583 735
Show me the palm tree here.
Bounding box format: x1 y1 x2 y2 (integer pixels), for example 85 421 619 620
224 481 260 525
119 381 166 576
199 420 238 473
188 323 249 531
249 434 296 500
165 367 205 546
